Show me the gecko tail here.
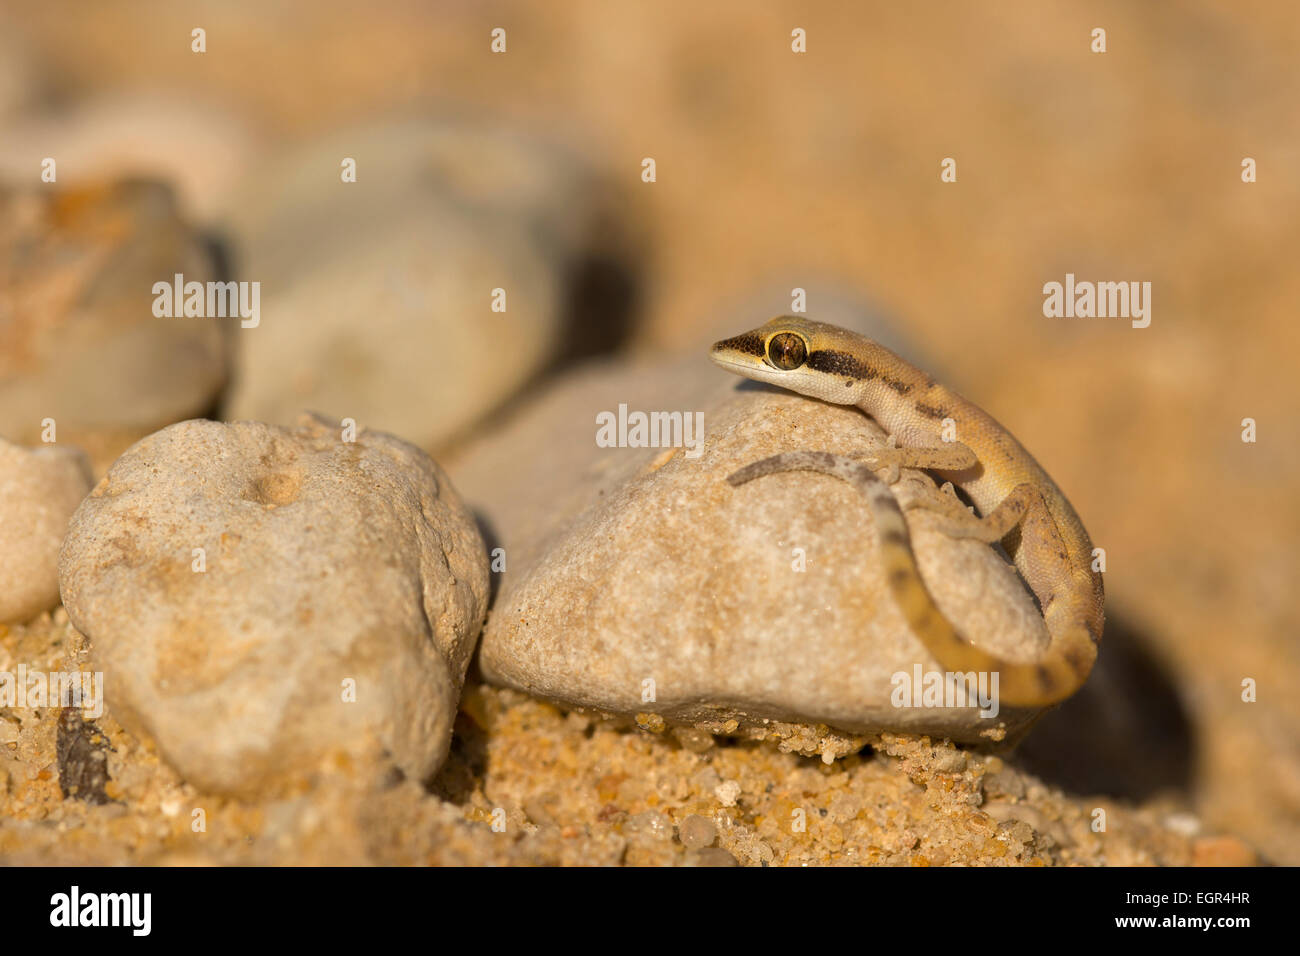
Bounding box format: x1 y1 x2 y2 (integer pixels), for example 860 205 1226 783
728 451 1096 708
870 496 1096 707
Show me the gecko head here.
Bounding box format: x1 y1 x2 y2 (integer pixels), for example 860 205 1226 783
710 316 863 404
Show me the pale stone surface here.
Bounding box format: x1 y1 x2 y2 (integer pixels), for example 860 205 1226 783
0 95 259 219
0 180 232 450
0 437 92 623
223 117 600 451
58 413 489 795
449 355 1054 749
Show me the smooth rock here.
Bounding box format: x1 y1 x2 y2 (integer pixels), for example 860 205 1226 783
0 437 92 623
0 95 259 219
0 180 232 455
58 413 489 795
223 117 607 451
450 354 1053 750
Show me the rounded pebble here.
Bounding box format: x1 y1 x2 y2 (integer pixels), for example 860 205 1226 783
0 437 92 624
678 814 717 849
58 413 488 795
0 181 231 450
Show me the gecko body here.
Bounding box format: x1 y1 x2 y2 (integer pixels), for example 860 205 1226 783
711 316 1103 707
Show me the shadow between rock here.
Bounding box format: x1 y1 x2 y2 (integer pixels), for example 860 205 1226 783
1010 609 1195 803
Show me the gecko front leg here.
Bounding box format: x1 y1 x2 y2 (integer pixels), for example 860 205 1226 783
900 481 1053 547
842 438 981 527
845 437 978 485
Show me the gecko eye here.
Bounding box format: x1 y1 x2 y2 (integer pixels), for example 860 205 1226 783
766 332 808 370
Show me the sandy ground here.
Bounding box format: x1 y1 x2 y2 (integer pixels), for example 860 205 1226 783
2 611 1249 866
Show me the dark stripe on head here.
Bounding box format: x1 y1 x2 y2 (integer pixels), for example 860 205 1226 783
807 349 873 380
915 402 947 419
713 332 765 358
808 350 913 394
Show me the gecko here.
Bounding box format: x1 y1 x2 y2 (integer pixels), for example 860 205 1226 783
710 316 1103 707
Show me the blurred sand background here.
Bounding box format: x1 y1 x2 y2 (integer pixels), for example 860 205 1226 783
1 1 1297 863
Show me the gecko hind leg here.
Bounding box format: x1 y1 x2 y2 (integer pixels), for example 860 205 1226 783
904 482 1073 578
910 482 1094 629
725 451 1094 706
904 481 1042 545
